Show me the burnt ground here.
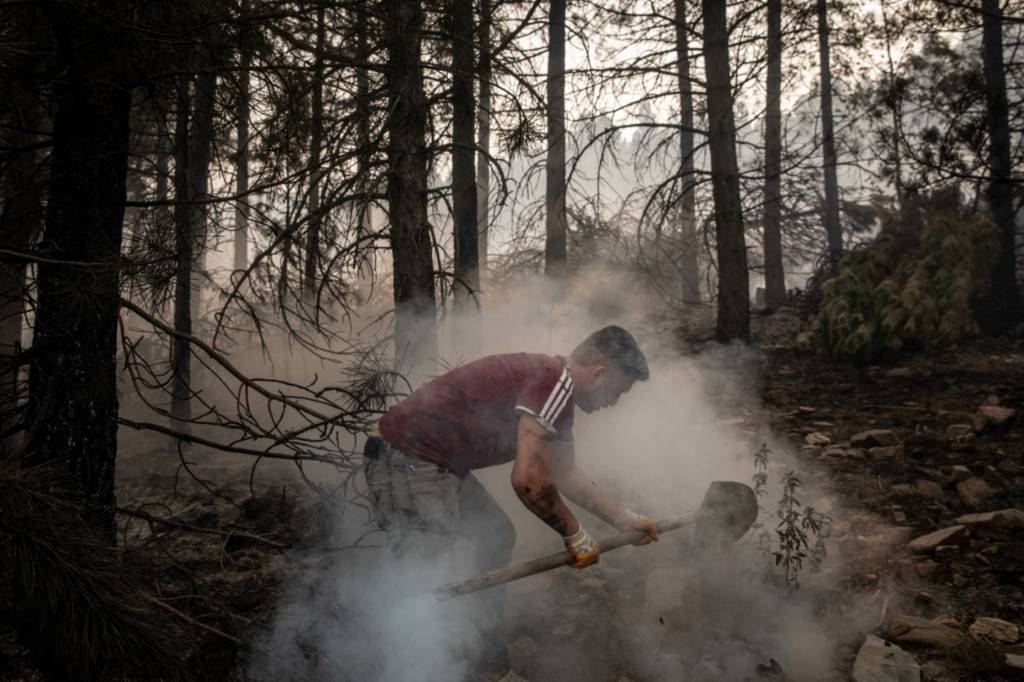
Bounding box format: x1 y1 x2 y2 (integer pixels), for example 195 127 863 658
756 309 1024 680
14 307 1022 681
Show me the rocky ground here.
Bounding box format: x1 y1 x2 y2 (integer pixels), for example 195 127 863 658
94 307 1024 681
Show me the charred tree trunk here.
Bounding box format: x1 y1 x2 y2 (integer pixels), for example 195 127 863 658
762 0 786 310
385 0 436 366
674 0 701 304
356 8 371 239
170 81 193 432
544 0 567 277
303 6 326 297
188 69 216 327
982 0 1021 321
451 0 479 307
23 6 132 524
476 0 492 277
702 0 750 342
234 43 251 272
817 0 842 272
0 96 43 458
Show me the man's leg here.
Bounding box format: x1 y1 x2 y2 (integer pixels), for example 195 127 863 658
457 474 517 675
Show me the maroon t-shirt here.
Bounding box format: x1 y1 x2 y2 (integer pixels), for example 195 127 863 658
378 353 575 477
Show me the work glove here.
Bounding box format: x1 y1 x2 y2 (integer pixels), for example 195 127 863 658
563 524 600 569
614 508 659 546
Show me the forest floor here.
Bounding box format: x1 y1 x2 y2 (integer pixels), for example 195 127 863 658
103 304 1024 682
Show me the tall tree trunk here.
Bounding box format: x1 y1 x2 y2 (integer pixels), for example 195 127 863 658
762 0 786 310
674 0 701 304
304 6 326 297
982 0 1021 319
385 0 436 367
170 81 193 432
544 0 567 277
188 69 217 327
452 0 479 307
880 0 904 205
0 94 43 458
356 7 371 239
234 44 251 272
702 0 750 342
24 7 132 526
817 0 843 272
476 0 492 277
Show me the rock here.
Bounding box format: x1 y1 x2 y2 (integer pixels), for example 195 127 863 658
908 525 969 553
914 480 944 500
968 617 1020 644
885 614 964 649
851 429 902 448
979 405 1017 428
852 635 921 682
996 457 1022 475
946 424 973 440
972 412 988 433
950 465 971 482
932 615 960 627
805 432 832 446
955 478 995 511
886 367 913 378
800 445 822 457
914 561 939 577
1007 654 1024 670
870 446 904 459
823 446 865 459
955 508 1024 529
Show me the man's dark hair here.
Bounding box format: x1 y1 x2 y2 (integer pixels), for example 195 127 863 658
570 326 650 381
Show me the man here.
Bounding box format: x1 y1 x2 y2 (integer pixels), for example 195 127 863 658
364 325 658 681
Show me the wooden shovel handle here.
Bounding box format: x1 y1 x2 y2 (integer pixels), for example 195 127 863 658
434 511 699 601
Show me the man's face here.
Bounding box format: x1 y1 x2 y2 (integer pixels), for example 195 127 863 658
575 365 635 414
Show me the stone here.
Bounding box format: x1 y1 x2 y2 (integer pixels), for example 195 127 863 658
946 424 973 440
968 617 1019 643
996 458 1021 475
805 432 832 446
908 525 969 553
979 405 1016 428
950 465 972 482
932 615 960 627
955 508 1024 529
972 412 988 433
914 480 944 499
852 635 921 682
1007 654 1024 670
956 478 995 511
870 446 904 459
886 367 913 378
884 614 964 649
823 446 865 459
800 444 822 457
851 429 902 448
914 561 939 577
893 511 907 524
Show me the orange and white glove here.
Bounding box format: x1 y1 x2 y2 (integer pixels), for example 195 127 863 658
564 524 600 569
614 508 659 546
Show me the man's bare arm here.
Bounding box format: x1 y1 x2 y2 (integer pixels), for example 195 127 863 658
510 415 580 536
549 440 626 526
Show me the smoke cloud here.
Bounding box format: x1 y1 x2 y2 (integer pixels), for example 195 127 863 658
243 267 875 681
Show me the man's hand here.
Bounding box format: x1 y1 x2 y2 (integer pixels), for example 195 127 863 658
615 508 659 546
564 524 600 568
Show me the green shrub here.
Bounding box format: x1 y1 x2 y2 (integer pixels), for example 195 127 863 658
802 212 998 364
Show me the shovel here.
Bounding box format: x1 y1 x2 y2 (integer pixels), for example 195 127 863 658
434 480 758 601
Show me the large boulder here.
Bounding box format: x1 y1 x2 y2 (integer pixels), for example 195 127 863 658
852 635 920 682
907 526 969 553
884 615 965 649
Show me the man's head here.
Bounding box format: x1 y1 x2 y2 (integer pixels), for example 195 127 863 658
567 326 649 413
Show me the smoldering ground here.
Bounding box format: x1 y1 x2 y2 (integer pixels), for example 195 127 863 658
238 269 876 681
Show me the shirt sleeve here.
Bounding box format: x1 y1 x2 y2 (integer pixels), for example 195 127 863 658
514 365 575 439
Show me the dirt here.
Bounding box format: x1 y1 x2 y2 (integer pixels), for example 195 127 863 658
98 307 1024 681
